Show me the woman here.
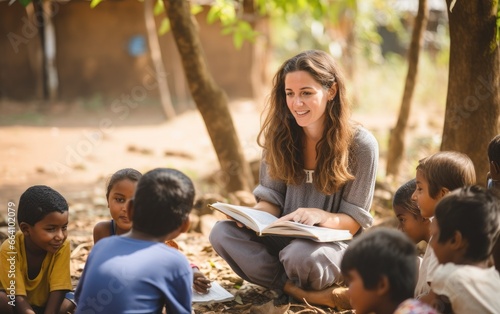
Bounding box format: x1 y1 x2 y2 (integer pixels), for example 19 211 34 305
209 50 378 307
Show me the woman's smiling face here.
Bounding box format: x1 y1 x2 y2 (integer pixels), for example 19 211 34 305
284 70 334 132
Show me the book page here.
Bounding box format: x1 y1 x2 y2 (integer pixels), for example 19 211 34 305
210 203 278 233
192 281 234 304
210 203 352 242
264 221 352 242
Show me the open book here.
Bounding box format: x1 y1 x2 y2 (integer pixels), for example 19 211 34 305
192 281 234 304
209 202 353 243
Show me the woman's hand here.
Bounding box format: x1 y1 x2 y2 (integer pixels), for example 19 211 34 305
276 207 327 226
225 215 245 228
277 208 362 235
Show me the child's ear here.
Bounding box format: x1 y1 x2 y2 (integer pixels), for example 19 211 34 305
376 275 390 296
450 231 467 250
179 217 191 234
167 219 190 241
421 217 431 224
491 161 500 176
439 187 450 198
19 222 31 236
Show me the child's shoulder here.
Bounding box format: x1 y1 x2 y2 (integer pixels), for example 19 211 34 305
93 220 113 243
0 230 23 251
93 220 113 231
93 237 187 263
435 263 500 280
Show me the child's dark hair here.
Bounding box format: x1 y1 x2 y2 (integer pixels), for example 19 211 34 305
435 185 500 262
416 151 476 199
132 168 195 237
393 179 420 216
18 185 68 226
488 134 500 164
106 168 142 200
341 228 417 304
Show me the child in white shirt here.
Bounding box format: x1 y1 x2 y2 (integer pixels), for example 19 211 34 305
430 185 500 313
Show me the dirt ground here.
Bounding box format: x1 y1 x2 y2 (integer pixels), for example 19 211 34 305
0 99 416 313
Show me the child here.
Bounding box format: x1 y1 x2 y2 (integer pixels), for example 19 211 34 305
393 179 430 246
340 227 438 314
487 134 500 272
92 168 210 294
411 151 476 301
75 168 196 314
93 168 142 243
0 185 74 314
430 185 500 313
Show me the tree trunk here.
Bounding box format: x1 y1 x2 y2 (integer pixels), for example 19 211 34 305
42 0 58 101
164 0 254 193
442 0 500 184
386 0 428 180
338 8 356 80
144 0 176 120
32 0 48 100
25 4 44 99
243 0 271 111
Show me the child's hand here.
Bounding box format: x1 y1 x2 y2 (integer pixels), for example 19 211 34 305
193 268 211 294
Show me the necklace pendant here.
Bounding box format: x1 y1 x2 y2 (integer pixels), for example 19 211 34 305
304 170 314 183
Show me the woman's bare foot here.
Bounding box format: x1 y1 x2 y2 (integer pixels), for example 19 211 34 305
283 280 351 309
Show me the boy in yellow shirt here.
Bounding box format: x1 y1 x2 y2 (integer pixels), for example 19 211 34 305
0 185 74 314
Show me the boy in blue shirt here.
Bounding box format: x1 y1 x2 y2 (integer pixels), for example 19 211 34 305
75 168 195 314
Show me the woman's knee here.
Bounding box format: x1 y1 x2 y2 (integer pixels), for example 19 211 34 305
209 220 228 247
209 220 243 248
280 240 319 263
280 241 344 275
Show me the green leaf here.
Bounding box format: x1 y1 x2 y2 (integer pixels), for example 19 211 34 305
190 4 203 15
207 6 220 24
233 32 244 49
153 0 165 16
237 20 252 33
19 0 32 7
90 0 103 8
221 26 233 35
158 18 170 36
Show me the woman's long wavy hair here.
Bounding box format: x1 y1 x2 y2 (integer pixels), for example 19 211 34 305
257 50 355 194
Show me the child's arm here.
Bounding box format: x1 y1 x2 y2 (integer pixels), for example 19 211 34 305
192 266 211 294
164 241 211 294
44 290 66 314
419 290 451 313
93 221 111 244
46 240 73 313
14 295 37 314
0 235 35 313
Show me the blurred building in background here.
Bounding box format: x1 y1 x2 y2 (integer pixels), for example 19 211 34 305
0 1 255 111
